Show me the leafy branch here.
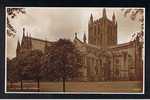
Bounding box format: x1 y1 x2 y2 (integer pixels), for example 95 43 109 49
7 8 26 37
121 8 144 22
121 8 144 41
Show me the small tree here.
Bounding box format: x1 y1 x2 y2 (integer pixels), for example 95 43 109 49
8 50 43 91
19 50 43 90
7 57 18 88
41 39 82 92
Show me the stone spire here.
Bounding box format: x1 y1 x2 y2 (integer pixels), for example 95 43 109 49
103 8 107 18
21 27 26 48
23 27 25 37
75 32 77 39
29 33 32 49
83 33 86 43
17 39 21 50
90 13 93 23
16 39 21 57
112 12 116 23
26 32 29 49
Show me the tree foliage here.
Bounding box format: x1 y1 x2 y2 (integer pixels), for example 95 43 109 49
7 57 19 82
41 39 82 81
19 50 43 80
121 8 144 22
7 50 43 81
7 39 82 82
121 8 144 41
7 8 26 37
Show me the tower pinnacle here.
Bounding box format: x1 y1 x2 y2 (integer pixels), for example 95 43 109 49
16 39 21 57
23 27 25 37
103 8 107 18
112 12 116 23
83 33 86 43
17 39 21 49
75 32 77 38
29 33 32 49
90 13 93 22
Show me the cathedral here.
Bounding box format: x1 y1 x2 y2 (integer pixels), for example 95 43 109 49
16 9 143 81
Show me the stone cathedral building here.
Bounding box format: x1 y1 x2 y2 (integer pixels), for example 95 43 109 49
16 9 143 81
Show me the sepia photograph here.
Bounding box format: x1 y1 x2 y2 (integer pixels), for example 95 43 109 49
6 7 144 93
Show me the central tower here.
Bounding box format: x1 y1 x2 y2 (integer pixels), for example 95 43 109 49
88 8 118 48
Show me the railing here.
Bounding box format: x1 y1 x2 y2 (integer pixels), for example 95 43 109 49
7 80 40 92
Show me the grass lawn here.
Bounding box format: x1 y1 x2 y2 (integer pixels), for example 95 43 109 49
7 81 143 93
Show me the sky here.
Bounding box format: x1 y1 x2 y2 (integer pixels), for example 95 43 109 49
6 7 144 59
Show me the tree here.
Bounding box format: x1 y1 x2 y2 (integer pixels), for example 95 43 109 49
7 8 26 37
7 57 18 88
41 39 82 92
121 8 144 41
7 57 20 82
21 50 43 91
17 50 43 90
7 50 43 91
19 50 43 80
121 8 143 21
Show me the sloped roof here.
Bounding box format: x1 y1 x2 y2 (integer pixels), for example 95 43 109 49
109 41 134 49
30 37 55 44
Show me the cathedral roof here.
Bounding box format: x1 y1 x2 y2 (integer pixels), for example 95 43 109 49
85 43 101 50
21 35 56 49
109 41 134 49
29 37 55 44
74 37 135 52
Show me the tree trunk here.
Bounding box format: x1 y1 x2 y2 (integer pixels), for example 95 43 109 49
63 76 65 92
10 81 13 88
62 59 66 92
21 80 23 91
37 79 40 92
